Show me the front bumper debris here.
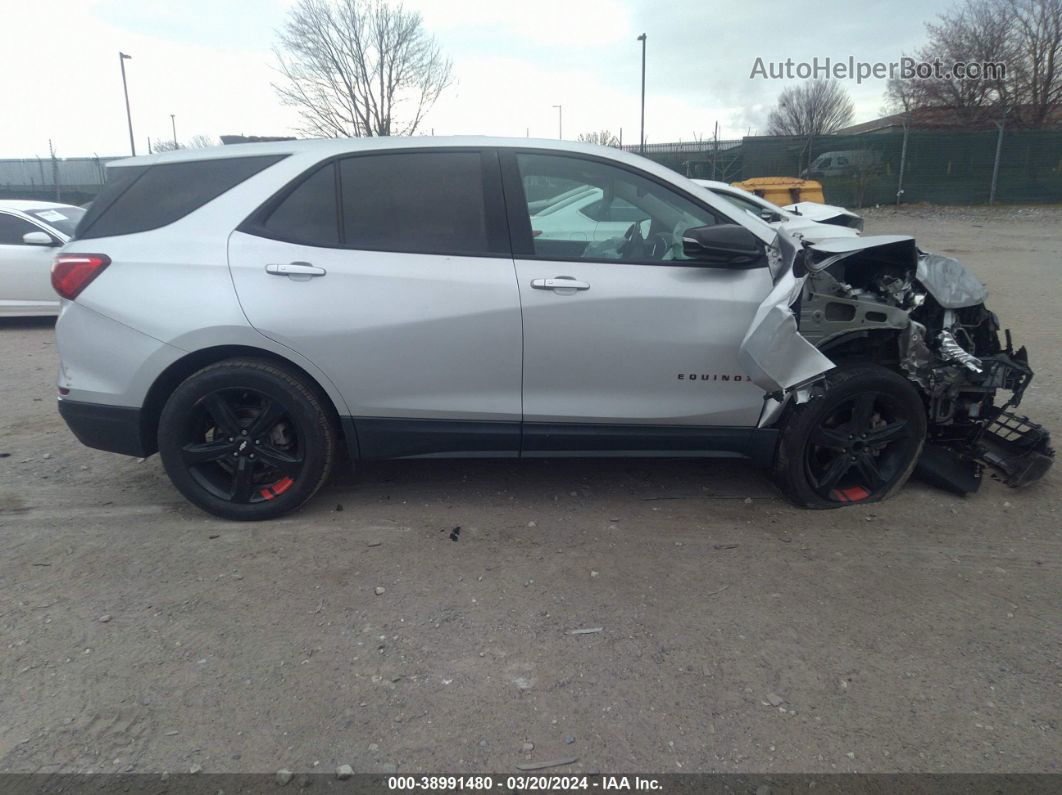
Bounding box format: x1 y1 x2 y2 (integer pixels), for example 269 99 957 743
917 410 1054 495
977 411 1054 487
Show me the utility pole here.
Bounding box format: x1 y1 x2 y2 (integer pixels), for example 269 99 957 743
637 33 646 153
552 105 563 139
989 105 1008 204
712 121 719 179
49 139 60 202
896 113 910 206
119 52 135 156
171 114 178 148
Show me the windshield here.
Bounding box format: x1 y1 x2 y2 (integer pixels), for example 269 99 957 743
27 206 86 237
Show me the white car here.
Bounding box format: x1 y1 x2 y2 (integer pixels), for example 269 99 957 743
0 200 86 316
782 200 865 231
692 180 862 241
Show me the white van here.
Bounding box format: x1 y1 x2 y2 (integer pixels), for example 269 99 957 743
804 150 882 179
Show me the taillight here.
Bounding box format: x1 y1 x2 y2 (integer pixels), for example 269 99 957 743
52 254 111 300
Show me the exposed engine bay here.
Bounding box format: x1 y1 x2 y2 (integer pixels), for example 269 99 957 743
795 234 1053 493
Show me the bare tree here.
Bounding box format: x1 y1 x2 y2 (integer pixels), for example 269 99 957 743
151 134 217 152
1008 0 1062 125
576 130 621 147
884 74 919 116
884 0 1062 127
186 134 218 148
886 0 1016 123
766 80 855 137
274 0 453 137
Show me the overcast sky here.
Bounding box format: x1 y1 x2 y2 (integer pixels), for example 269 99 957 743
4 0 956 158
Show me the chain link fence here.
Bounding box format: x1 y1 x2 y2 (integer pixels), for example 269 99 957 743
628 128 1062 207
1 130 1059 208
0 156 120 206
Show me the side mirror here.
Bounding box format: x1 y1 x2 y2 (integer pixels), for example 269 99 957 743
23 231 56 246
682 224 764 267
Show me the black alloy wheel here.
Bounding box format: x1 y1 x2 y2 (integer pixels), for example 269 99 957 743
804 390 919 503
180 388 304 504
158 358 336 520
774 363 927 508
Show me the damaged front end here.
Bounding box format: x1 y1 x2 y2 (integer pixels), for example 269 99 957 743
741 232 1053 495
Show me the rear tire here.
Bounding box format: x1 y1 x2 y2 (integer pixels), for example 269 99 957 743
774 363 926 509
158 358 336 521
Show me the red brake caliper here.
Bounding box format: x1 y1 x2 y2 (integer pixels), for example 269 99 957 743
830 485 871 503
260 476 294 501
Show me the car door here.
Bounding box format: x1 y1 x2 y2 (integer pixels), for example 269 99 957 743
228 149 524 458
0 212 58 306
501 150 776 449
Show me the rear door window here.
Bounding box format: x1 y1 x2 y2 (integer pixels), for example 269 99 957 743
338 152 498 256
77 155 285 240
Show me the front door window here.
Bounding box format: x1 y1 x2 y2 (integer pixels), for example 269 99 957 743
515 153 721 265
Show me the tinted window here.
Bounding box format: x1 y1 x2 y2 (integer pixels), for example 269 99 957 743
74 165 147 237
0 213 39 245
261 163 339 246
340 152 491 255
516 153 721 264
77 155 285 240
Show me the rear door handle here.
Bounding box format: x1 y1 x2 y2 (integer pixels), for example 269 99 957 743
531 277 590 291
265 262 326 278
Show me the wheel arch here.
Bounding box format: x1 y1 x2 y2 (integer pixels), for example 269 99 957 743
762 328 909 430
818 328 905 371
772 361 927 508
139 345 350 457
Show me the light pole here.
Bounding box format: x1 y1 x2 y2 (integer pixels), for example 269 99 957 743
119 52 135 156
552 105 563 139
637 34 646 153
170 114 178 149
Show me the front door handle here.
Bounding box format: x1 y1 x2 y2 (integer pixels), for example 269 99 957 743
265 262 327 278
531 276 590 291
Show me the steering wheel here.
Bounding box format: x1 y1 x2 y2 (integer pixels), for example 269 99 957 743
618 222 668 260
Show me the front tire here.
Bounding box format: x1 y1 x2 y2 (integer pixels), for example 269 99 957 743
774 364 926 508
158 358 336 520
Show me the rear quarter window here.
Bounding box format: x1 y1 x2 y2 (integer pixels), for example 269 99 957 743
259 163 340 247
76 155 286 240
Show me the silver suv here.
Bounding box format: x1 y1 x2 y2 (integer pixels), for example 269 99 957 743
54 138 1052 520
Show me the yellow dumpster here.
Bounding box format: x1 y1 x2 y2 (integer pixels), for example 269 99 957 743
730 177 825 205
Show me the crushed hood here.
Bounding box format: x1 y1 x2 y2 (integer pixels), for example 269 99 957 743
806 234 918 272
916 253 989 309
806 235 989 309
737 233 991 395
776 218 861 243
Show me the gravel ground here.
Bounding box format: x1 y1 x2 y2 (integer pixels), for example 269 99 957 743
0 206 1059 776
